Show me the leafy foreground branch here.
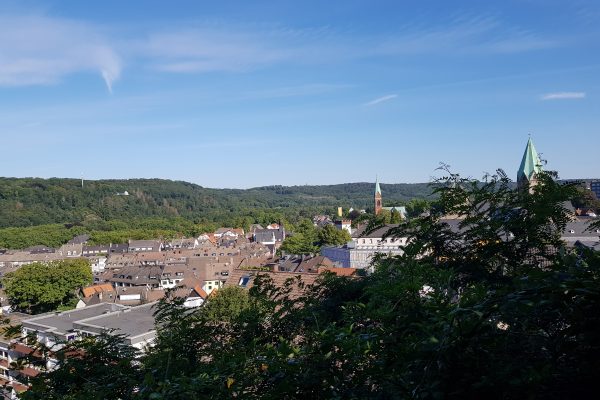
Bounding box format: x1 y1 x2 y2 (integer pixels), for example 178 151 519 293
19 170 600 399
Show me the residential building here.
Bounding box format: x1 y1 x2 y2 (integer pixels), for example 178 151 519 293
89 256 107 273
57 243 83 257
67 234 90 245
82 245 109 256
108 265 162 288
321 224 406 270
127 240 162 253
214 228 244 239
166 238 199 250
0 251 62 269
334 219 352 234
0 312 30 398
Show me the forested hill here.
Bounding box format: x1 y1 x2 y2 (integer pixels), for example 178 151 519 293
0 177 432 228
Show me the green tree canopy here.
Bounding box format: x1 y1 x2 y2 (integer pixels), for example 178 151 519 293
390 208 402 223
318 224 351 246
572 185 600 212
2 259 93 314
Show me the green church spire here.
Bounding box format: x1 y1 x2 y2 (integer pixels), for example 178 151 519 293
375 176 381 196
517 137 542 183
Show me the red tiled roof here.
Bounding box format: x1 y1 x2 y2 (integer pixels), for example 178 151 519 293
82 283 114 298
12 382 29 392
19 366 40 377
192 285 208 299
10 343 41 357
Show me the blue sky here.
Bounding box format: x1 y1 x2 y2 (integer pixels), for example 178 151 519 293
1 0 599 188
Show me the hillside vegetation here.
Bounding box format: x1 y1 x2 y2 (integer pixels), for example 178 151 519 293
0 177 432 248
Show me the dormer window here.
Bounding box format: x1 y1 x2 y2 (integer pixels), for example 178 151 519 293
239 276 250 287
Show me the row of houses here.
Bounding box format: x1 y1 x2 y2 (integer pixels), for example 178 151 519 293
0 252 348 399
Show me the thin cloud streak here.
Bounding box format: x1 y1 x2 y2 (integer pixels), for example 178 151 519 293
0 13 121 93
364 94 398 106
540 92 586 100
372 15 558 56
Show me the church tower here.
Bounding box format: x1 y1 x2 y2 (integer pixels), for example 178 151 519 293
374 177 382 215
517 137 542 192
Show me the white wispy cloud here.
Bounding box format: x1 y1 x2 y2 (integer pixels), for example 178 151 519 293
540 92 586 100
0 11 565 89
364 94 398 106
0 14 121 92
139 25 327 73
139 16 557 76
373 15 558 56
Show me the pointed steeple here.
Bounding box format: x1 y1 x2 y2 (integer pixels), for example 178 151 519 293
374 176 382 215
517 137 542 184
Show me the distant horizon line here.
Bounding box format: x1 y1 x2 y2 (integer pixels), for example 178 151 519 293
2 175 599 191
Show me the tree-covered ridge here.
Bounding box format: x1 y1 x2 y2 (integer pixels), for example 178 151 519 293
0 177 432 229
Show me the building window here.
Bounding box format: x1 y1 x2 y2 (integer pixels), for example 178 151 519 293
239 276 251 288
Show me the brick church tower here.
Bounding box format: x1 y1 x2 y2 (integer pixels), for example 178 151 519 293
374 177 382 215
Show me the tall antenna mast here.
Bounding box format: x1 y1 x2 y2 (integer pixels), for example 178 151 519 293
81 173 84 189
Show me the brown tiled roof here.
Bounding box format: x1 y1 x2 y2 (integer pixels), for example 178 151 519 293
145 289 166 302
12 382 29 392
297 255 334 272
319 267 357 276
225 268 319 298
19 366 40 377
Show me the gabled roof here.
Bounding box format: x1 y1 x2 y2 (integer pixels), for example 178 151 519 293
518 137 542 182
352 224 401 238
191 285 208 299
225 268 319 298
82 283 115 298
